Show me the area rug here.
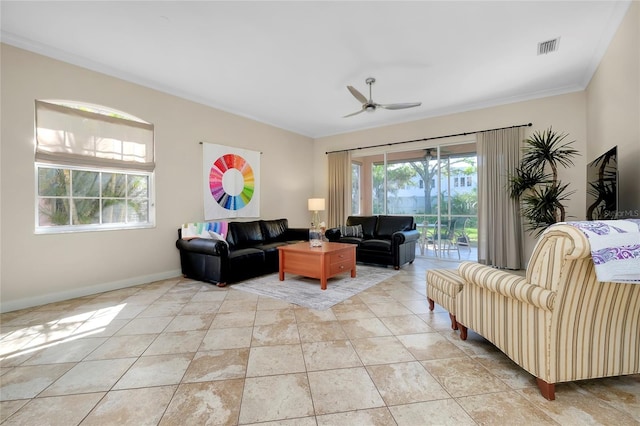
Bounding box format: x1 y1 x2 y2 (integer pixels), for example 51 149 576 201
231 265 399 310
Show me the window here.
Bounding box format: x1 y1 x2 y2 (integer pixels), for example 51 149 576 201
350 145 478 260
351 162 361 215
37 166 152 229
35 100 155 233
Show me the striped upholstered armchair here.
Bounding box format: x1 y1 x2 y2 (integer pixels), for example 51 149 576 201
455 222 640 400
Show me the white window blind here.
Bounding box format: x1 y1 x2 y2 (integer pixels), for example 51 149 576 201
35 100 155 171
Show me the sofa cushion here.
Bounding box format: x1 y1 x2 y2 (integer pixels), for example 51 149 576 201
254 241 288 252
254 242 288 273
376 215 414 239
346 216 378 239
227 221 264 249
261 218 289 242
338 236 363 245
360 239 392 252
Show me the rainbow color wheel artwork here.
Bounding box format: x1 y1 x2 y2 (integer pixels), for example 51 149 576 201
209 153 255 210
203 143 260 220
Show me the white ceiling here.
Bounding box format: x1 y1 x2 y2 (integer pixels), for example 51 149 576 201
0 1 631 138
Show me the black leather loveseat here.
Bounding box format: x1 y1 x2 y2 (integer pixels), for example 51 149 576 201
176 218 308 286
325 215 419 269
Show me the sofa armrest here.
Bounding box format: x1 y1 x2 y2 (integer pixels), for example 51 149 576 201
325 227 341 242
176 238 229 256
392 229 420 245
458 261 556 311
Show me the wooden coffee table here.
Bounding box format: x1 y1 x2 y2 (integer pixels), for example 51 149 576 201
278 242 356 290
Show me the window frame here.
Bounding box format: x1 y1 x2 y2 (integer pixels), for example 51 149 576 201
351 161 362 215
35 163 156 235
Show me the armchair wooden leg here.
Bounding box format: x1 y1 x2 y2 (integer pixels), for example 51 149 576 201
449 313 458 330
536 378 556 401
458 323 468 340
428 298 435 311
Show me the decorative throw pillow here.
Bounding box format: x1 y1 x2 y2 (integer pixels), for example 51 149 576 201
339 224 363 238
181 221 229 240
208 230 229 246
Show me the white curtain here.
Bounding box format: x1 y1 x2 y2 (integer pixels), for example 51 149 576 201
477 128 523 269
327 151 351 227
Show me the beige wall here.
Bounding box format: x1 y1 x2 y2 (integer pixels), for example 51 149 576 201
313 92 588 262
587 1 640 216
0 44 314 312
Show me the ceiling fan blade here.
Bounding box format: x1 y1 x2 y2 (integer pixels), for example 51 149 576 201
377 102 422 110
347 86 368 104
343 108 365 118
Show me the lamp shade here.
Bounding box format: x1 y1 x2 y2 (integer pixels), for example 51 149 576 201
308 198 325 211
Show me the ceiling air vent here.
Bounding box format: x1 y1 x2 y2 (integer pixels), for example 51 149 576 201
537 37 560 55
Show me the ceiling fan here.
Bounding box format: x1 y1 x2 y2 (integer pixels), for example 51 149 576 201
344 77 422 118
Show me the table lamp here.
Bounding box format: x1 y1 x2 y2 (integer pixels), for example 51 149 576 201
308 198 325 228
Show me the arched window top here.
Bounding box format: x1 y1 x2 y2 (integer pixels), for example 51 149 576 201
35 99 154 171
43 100 150 124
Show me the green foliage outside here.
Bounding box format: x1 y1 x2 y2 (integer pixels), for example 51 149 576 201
368 153 478 246
38 167 149 226
372 155 476 216
372 163 416 214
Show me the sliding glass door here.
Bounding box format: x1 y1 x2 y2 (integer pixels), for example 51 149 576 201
352 142 477 259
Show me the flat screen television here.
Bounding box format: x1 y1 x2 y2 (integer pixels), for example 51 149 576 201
586 146 618 220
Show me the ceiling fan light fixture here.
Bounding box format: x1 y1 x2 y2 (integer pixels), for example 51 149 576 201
344 77 421 118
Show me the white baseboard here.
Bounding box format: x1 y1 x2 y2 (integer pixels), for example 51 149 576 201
1 269 183 313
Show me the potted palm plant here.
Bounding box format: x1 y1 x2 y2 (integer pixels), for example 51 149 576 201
509 127 580 236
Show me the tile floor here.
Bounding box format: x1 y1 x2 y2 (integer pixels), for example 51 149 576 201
1 256 639 425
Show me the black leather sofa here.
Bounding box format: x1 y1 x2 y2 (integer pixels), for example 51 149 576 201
325 215 419 269
176 218 308 286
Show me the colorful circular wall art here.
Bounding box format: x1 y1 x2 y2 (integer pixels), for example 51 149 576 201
209 154 255 210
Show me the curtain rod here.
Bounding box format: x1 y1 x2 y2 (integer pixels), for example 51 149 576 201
325 122 532 154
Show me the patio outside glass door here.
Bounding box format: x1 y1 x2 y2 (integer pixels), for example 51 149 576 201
356 143 477 259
